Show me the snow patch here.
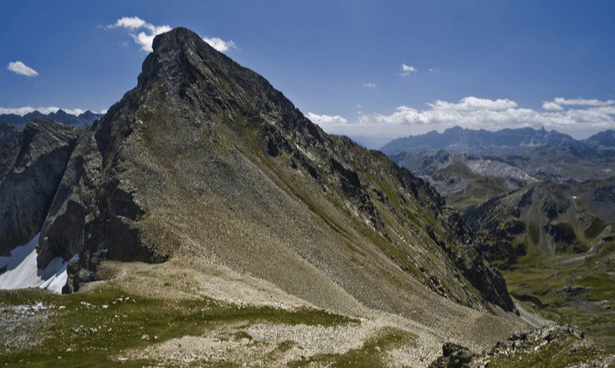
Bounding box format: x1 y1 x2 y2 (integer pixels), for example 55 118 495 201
0 233 78 294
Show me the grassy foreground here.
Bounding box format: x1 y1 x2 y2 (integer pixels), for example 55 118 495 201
0 265 425 368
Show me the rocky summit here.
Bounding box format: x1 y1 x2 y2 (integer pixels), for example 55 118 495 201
5 27 611 367
33 27 512 314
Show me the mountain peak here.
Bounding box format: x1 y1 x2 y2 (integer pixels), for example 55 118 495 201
152 27 211 53
137 27 237 93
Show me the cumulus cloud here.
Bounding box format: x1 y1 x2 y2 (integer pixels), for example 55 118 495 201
543 101 564 111
313 96 615 136
7 61 38 77
429 96 517 111
401 64 416 76
0 107 104 116
553 97 615 106
107 17 236 54
306 112 348 126
363 83 376 88
202 37 236 52
107 16 171 52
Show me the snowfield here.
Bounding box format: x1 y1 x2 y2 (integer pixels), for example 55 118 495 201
0 234 78 294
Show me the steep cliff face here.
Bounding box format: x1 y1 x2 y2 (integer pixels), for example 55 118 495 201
0 118 80 256
34 28 513 317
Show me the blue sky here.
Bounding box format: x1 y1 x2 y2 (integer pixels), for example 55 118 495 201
2 1 615 147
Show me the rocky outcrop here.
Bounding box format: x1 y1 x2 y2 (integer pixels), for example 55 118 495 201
429 342 474 368
430 324 607 368
0 118 80 256
434 206 516 311
0 122 20 147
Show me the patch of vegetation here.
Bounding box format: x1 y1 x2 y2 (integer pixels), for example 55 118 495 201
502 240 615 353
486 334 603 368
0 284 358 368
288 327 416 368
584 217 606 239
529 222 540 246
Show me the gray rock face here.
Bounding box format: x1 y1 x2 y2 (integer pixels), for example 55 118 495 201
0 118 80 256
463 158 538 190
429 342 474 368
0 122 20 147
36 127 103 270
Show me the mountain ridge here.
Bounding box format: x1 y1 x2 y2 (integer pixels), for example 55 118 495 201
0 109 103 129
379 125 608 154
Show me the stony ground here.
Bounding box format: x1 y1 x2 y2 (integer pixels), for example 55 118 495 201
1 257 611 367
95 258 450 366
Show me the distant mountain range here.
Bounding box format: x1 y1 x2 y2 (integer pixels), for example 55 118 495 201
380 126 615 154
0 109 103 130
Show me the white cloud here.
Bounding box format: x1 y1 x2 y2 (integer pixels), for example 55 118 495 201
112 17 146 30
107 17 236 54
202 37 236 52
7 61 38 77
107 17 172 52
553 97 615 106
0 107 105 116
401 64 416 76
357 104 362 108
429 96 517 111
363 83 376 88
314 96 615 136
543 101 564 111
63 108 86 116
306 112 348 126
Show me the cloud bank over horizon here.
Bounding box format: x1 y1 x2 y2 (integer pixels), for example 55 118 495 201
309 96 615 139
